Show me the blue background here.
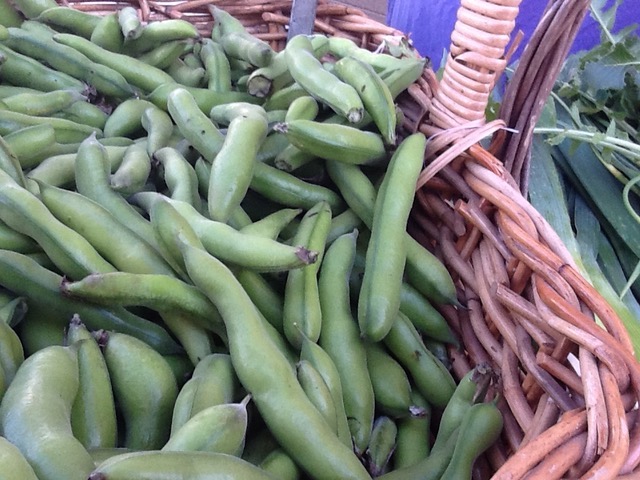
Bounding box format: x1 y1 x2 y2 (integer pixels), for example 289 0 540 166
386 0 640 66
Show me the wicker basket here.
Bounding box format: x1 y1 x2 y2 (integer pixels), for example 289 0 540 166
51 0 640 477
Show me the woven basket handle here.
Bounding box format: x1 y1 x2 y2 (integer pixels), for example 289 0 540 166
428 0 522 130
422 0 591 194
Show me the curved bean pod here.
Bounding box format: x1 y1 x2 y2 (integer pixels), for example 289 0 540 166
67 318 118 450
282 201 332 349
0 249 182 354
166 87 225 163
36 6 101 38
87 450 280 480
180 243 372 480
0 345 96 480
208 113 268 223
0 43 86 93
0 436 39 480
53 32 177 94
318 229 375 454
101 331 179 450
357 133 426 341
37 181 175 277
285 34 364 123
276 119 387 165
6 27 134 99
383 312 456 409
0 177 116 279
60 271 224 334
170 353 238 434
162 396 249 455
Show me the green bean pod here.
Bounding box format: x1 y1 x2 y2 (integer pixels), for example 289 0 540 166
60 271 224 333
103 98 156 138
357 132 426 341
250 161 344 212
398 281 458 344
67 318 118 450
318 229 375 454
0 44 87 93
147 195 205 280
162 396 250 455
180 243 372 480
380 57 428 99
0 0 23 27
141 105 174 155
5 27 135 99
124 18 199 55
90 12 124 53
0 436 39 480
0 177 117 279
246 50 292 98
326 208 363 244
37 181 175 276
9 0 57 19
0 345 96 480
53 32 178 94
285 34 364 123
73 134 182 274
87 450 280 480
27 145 128 189
259 448 301 480
299 335 353 450
170 353 239 434
233 268 285 333
239 207 302 240
167 87 225 163
393 391 432 469
383 312 456 409
154 146 203 212
36 6 102 38
101 330 179 450
137 39 192 70
0 249 182 354
1 88 86 117
334 55 397 145
208 113 268 223
220 31 275 68
430 363 495 455
296 359 340 434
365 416 398 477
0 135 27 188
3 124 55 171
109 142 152 195
364 341 416 418
376 429 459 480
0 108 102 144
282 201 332 348
159 309 216 368
0 295 28 328
117 6 142 40
56 99 109 130
438 402 504 480
276 119 387 165
0 312 24 389
146 82 259 113
167 58 206 88
326 159 458 306
199 38 232 92
0 219 40 253
146 197 320 273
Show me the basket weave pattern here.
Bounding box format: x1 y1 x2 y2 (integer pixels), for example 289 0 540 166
54 0 640 478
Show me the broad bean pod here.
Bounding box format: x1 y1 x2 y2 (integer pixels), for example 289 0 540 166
180 243 372 480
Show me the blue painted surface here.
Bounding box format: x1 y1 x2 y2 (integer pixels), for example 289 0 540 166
386 0 640 65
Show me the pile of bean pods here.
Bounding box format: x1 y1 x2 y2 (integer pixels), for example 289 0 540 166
0 1 505 479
